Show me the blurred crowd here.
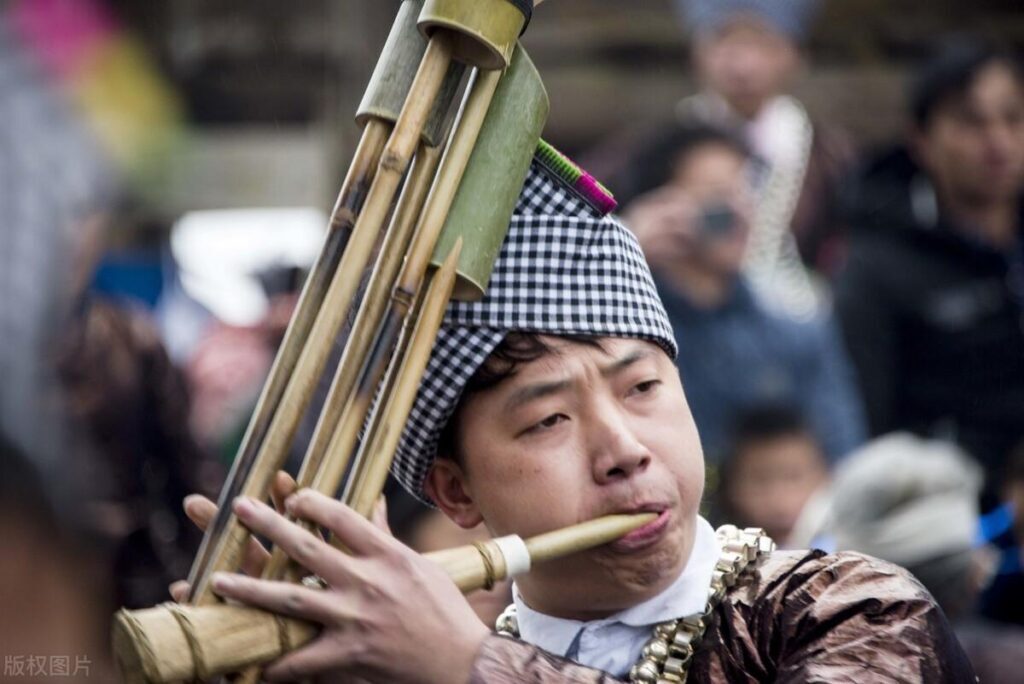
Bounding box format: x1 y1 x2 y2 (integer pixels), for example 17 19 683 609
3 0 1024 680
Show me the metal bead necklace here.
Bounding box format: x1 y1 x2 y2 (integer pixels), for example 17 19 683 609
495 525 775 684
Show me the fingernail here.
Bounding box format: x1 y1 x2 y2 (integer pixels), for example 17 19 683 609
284 495 297 514
212 572 234 591
233 496 254 516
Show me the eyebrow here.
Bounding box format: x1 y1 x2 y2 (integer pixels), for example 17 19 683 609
598 347 653 378
502 346 655 413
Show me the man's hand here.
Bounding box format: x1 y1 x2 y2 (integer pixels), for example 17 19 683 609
620 186 698 272
169 471 298 602
210 491 489 684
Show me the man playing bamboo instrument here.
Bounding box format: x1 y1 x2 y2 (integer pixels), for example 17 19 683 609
175 156 975 682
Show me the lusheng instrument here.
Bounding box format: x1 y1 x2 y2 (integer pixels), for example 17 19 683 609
113 514 655 683
110 1 650 681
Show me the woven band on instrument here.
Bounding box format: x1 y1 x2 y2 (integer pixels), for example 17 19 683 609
505 0 534 34
493 534 531 576
166 602 208 682
472 542 498 590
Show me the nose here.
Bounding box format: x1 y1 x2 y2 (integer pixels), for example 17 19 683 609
588 402 652 484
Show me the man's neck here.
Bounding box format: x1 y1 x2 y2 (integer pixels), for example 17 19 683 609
944 195 1019 250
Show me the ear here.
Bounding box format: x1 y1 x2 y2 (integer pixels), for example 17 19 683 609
424 458 484 530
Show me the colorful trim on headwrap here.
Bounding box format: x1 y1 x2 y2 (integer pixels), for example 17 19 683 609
535 138 618 216
390 160 676 504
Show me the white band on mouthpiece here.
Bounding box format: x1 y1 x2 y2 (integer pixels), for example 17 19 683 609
493 534 532 577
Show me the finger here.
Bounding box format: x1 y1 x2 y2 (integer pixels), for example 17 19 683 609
184 494 270 576
210 573 347 626
271 471 299 514
263 638 361 682
183 494 217 530
372 493 391 536
285 490 399 557
233 496 355 585
169 580 190 603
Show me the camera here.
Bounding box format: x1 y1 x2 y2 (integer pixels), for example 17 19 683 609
697 202 740 238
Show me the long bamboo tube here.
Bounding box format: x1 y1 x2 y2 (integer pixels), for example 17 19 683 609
113 513 653 684
294 143 443 499
258 144 442 584
342 238 463 520
309 67 503 503
186 118 390 599
189 33 456 605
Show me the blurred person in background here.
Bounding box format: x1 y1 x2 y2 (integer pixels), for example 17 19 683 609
716 404 830 548
622 123 865 465
677 0 856 284
1 6 214 610
836 39 1024 502
600 0 855 317
187 264 306 464
55 200 217 609
977 440 1024 627
824 433 1024 684
1 433 115 682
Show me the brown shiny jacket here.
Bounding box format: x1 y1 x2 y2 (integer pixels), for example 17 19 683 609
470 550 976 683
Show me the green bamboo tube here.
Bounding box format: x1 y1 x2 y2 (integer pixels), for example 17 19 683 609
357 0 465 147
342 241 462 520
112 514 652 683
419 0 526 70
188 33 456 606
309 66 504 502
185 116 390 600
430 46 548 301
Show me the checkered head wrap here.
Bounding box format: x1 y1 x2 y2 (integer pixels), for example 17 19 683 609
391 160 678 502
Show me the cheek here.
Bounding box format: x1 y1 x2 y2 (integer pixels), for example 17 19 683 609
644 395 705 508
465 437 590 536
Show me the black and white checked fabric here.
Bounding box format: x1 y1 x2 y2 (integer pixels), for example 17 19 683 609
391 160 677 502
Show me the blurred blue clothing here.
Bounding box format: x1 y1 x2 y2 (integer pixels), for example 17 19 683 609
656 276 866 463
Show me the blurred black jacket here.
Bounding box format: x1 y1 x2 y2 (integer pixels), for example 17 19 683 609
835 146 1024 483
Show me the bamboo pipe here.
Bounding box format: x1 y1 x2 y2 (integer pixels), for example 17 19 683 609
112 513 654 684
342 239 462 519
233 239 461 684
310 66 503 503
339 283 422 514
293 143 442 501
189 33 456 605
258 149 444 582
186 119 389 597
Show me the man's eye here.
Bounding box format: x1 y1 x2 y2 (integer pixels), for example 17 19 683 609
630 379 661 395
528 414 567 433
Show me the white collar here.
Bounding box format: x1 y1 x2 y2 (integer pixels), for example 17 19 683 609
512 516 720 668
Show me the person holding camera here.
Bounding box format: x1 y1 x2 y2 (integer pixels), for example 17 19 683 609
621 124 865 467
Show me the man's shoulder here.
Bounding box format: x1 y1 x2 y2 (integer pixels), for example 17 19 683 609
756 548 926 593
693 549 976 682
722 547 936 619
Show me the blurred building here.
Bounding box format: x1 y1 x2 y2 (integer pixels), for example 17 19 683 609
101 0 1024 215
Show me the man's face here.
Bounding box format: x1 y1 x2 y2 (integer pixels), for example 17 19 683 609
693 17 800 119
433 337 704 620
724 434 827 545
915 62 1024 208
672 142 752 276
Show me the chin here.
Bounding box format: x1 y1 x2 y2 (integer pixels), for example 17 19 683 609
594 522 689 598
